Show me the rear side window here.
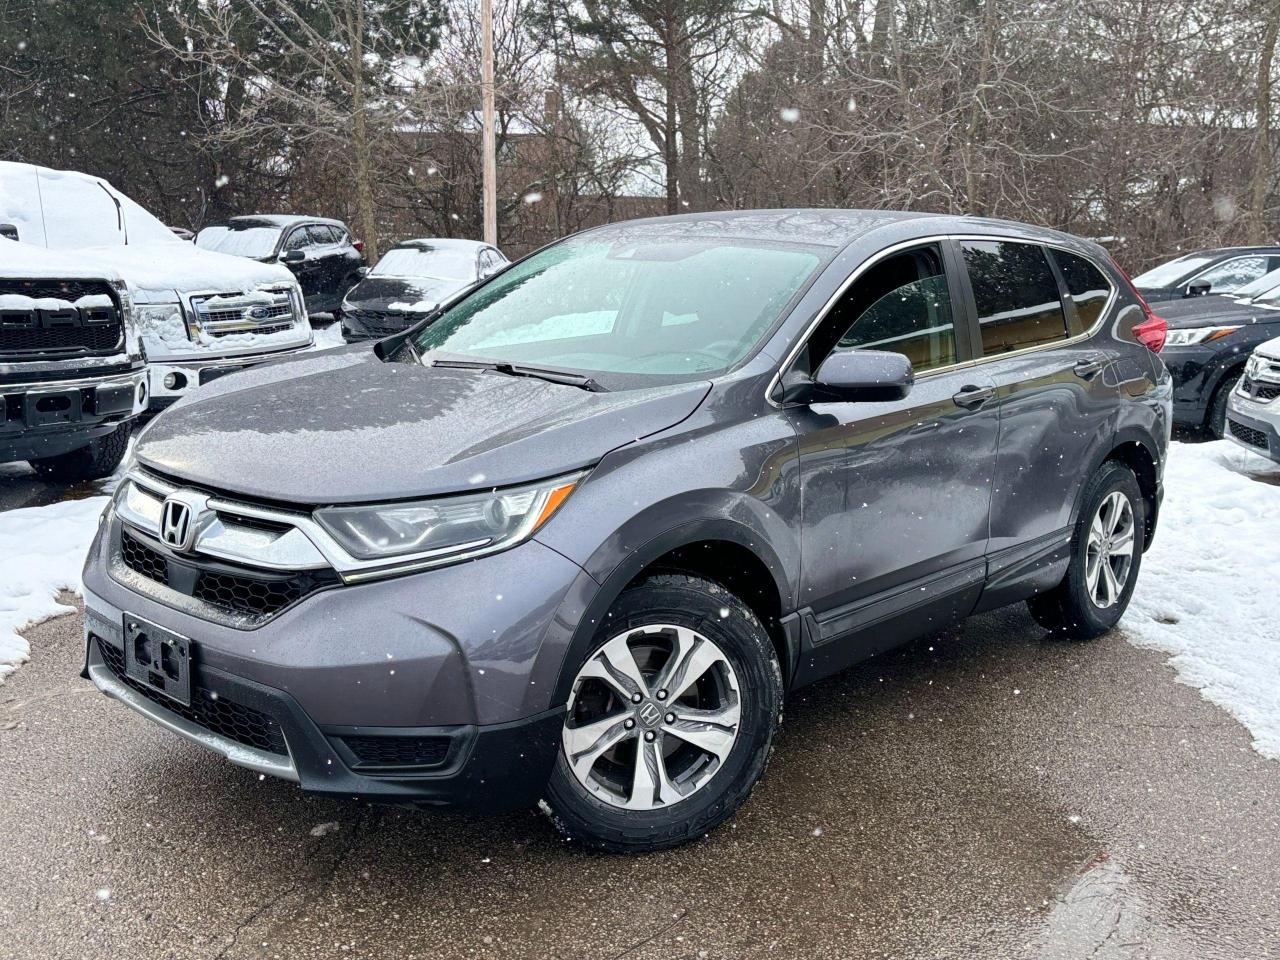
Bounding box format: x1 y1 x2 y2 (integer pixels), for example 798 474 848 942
962 240 1069 356
816 243 958 373
1053 250 1113 334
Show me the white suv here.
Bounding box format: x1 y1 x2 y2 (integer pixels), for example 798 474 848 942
0 162 313 410
1227 336 1280 462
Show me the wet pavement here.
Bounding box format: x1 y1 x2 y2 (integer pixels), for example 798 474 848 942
2 596 1278 960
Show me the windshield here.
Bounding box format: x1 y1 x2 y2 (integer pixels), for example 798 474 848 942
196 223 283 259
1234 266 1280 299
1132 254 1215 289
374 246 477 281
412 236 825 386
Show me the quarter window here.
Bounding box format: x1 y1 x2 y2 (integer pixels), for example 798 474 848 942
1053 250 1113 334
962 240 1069 356
816 244 957 373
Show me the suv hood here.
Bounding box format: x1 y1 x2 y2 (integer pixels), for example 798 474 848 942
0 237 125 282
1156 295 1280 328
68 241 297 302
136 347 711 504
344 276 466 313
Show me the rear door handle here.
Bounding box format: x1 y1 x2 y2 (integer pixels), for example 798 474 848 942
1073 356 1108 379
952 384 995 408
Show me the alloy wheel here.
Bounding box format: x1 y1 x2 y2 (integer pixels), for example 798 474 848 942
562 624 741 810
1085 490 1135 609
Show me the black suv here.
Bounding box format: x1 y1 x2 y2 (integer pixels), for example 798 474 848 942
1131 246 1280 302
83 211 1171 852
195 216 366 315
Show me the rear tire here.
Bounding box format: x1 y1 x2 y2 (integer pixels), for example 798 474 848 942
1208 371 1242 439
544 573 783 853
1027 461 1145 640
28 421 132 483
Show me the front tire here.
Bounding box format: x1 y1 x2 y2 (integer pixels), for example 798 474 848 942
28 421 132 483
1208 371 1242 439
1028 461 1145 640
544 573 783 853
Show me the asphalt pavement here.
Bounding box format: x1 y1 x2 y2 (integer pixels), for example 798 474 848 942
2 594 1278 960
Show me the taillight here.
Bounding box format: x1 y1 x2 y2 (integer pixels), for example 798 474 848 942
1132 315 1167 353
1111 256 1168 353
353 239 365 253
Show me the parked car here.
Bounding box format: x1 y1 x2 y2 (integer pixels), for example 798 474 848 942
1226 337 1280 461
340 238 508 342
0 240 148 481
1156 276 1280 435
196 215 366 316
0 162 313 412
1131 246 1280 302
81 211 1170 852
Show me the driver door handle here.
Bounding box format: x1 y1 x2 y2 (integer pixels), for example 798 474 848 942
1074 355 1108 379
952 384 995 409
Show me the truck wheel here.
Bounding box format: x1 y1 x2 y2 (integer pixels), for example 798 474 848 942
544 573 783 853
28 422 132 483
1027 461 1145 640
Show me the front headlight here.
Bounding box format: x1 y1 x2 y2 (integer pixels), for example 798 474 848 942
134 302 192 342
1164 325 1241 346
314 473 582 564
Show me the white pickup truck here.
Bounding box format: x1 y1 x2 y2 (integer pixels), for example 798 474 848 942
0 162 313 414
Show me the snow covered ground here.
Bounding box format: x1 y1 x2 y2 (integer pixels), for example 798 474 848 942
1121 440 1280 758
1 437 1278 767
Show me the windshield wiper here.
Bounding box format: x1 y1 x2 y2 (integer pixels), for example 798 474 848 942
431 359 608 392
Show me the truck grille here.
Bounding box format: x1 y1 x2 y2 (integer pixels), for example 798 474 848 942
190 289 299 338
97 637 288 756
0 279 123 358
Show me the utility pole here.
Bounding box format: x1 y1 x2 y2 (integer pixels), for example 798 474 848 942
481 0 497 246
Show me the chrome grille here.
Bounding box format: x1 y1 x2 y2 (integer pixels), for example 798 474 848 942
190 289 299 338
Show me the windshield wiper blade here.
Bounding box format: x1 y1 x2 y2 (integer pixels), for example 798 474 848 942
431 359 608 392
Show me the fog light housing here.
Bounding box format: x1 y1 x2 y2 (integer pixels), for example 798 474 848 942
163 372 187 391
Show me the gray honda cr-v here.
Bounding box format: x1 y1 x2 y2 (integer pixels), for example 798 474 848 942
81 211 1172 852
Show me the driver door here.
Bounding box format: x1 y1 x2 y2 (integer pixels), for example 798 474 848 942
784 241 1000 684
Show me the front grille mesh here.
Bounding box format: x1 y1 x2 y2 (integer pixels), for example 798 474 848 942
339 734 451 770
0 279 122 357
98 638 288 756
119 529 335 623
1228 419 1268 449
1241 376 1280 402
347 308 416 336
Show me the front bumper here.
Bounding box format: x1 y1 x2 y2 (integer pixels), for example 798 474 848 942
1226 389 1280 462
0 366 147 462
81 511 594 809
149 342 314 406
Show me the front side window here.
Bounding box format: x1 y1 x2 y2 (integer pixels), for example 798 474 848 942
962 240 1069 356
1190 256 1270 294
283 228 312 252
412 236 825 386
1053 250 1113 334
814 244 957 373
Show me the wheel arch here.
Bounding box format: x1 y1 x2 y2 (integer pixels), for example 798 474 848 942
547 520 798 706
1092 432 1162 550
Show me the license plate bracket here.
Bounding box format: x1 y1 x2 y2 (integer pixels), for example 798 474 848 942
122 614 192 706
24 388 83 427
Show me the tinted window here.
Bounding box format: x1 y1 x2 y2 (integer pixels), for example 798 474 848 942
962 240 1069 356
1053 250 1113 333
1191 256 1270 293
820 245 957 372
283 228 311 251
307 224 337 245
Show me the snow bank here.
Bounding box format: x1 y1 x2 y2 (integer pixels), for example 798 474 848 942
1123 440 1280 758
0 496 108 685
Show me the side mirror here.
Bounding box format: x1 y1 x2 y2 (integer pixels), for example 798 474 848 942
1186 281 1211 297
280 249 306 264
808 350 914 403
356 265 370 278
